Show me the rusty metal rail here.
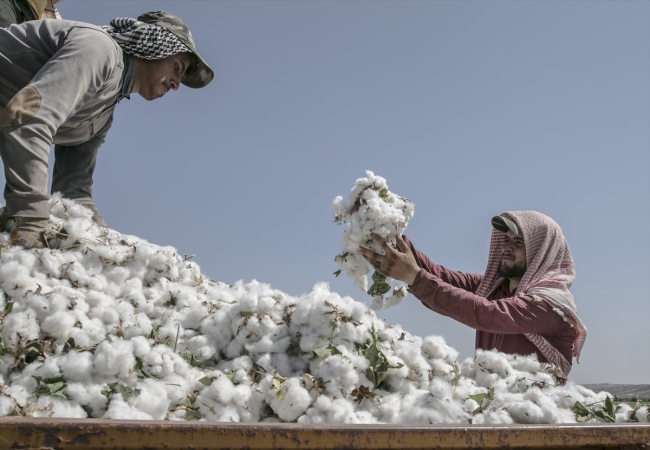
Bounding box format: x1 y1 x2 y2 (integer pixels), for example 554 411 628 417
1 417 649 449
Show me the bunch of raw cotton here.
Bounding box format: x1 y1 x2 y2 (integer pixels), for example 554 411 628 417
0 195 643 424
333 171 415 310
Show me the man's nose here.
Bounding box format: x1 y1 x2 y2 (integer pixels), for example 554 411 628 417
170 77 180 91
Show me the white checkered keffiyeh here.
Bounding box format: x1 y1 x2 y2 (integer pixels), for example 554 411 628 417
476 211 587 377
102 17 191 60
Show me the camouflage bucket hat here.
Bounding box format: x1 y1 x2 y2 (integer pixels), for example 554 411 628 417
137 11 214 89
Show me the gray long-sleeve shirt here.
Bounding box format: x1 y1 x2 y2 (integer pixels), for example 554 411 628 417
0 18 132 221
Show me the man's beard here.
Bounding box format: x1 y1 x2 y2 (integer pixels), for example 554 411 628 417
498 261 527 279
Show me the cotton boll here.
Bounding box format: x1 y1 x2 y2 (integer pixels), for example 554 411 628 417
22 294 53 323
238 290 260 314
0 261 39 298
103 266 131 288
509 353 545 374
2 310 40 348
32 396 87 418
92 340 135 381
634 406 648 423
41 310 76 341
205 372 240 405
225 338 245 359
481 408 514 424
0 395 16 416
187 335 217 362
160 373 193 406
103 396 154 420
269 377 312 422
370 296 384 311
121 313 153 340
151 349 177 379
313 354 361 395
383 286 407 309
68 317 105 347
66 383 108 417
38 251 70 278
130 379 170 420
422 335 458 364
506 399 547 423
59 351 94 383
326 397 358 424
245 335 291 355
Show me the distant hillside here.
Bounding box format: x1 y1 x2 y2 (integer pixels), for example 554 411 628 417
583 384 650 400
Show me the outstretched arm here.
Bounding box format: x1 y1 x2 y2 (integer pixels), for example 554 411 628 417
358 234 483 292
409 275 568 335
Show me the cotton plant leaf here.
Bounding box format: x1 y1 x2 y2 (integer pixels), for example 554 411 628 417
312 342 342 359
101 382 141 401
572 396 617 423
333 270 342 277
62 338 98 354
572 401 591 422
226 371 240 385
367 272 391 297
605 395 615 417
179 350 203 368
32 374 68 399
9 338 58 372
469 388 495 403
62 337 78 354
361 323 403 388
135 356 155 379
271 374 287 401
199 376 214 386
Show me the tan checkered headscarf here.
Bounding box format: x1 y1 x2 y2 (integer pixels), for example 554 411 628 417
476 211 587 376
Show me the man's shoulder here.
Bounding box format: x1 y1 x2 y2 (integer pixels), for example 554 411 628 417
18 18 113 44
49 19 110 38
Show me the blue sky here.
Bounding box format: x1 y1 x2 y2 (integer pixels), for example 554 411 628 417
10 0 649 384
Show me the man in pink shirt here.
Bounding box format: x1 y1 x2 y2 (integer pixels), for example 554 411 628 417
359 211 587 381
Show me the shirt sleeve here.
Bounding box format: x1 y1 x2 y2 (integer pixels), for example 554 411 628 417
402 235 484 292
51 117 112 226
408 273 568 335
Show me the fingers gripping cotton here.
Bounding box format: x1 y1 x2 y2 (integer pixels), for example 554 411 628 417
0 196 625 424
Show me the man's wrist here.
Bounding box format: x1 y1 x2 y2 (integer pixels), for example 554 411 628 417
404 267 419 287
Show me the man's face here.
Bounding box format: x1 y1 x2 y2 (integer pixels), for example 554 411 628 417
497 230 527 279
136 53 191 101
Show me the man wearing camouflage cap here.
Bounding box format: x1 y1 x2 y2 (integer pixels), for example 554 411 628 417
0 11 213 248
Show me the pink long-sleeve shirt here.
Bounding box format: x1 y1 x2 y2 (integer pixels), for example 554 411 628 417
404 237 575 366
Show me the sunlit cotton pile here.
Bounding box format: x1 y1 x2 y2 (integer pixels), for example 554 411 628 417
0 194 644 424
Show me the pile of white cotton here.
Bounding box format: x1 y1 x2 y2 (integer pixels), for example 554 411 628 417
0 194 644 424
332 171 414 310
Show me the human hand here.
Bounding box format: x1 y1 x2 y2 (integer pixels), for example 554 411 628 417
358 234 420 286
